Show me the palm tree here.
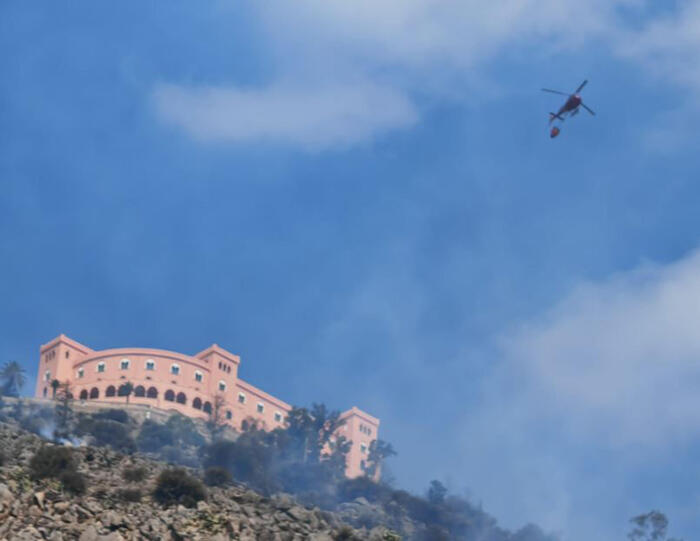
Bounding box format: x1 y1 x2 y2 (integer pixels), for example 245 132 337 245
0 361 26 397
119 381 134 405
51 378 60 399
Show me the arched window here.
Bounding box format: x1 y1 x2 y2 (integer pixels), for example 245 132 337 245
193 397 202 410
203 401 212 414
164 389 175 402
90 387 99 399
134 385 145 398
176 392 187 405
147 386 158 399
79 390 88 400
106 385 116 397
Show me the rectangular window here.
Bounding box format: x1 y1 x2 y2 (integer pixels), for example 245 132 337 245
44 371 51 382
120 360 130 370
219 381 226 391
65 351 70 359
257 403 265 414
226 410 232 420
274 412 282 423
77 369 84 379
238 393 246 404
170 365 180 375
146 360 155 371
97 363 105 373
360 443 367 454
195 372 203 382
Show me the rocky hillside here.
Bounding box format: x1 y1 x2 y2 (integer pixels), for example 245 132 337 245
0 422 399 541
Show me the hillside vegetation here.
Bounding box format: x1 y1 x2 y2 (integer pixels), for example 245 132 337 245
0 395 559 540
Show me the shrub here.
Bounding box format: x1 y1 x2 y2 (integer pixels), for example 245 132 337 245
160 445 186 464
92 409 130 424
153 468 207 508
0 450 5 467
204 466 232 487
29 446 76 480
86 420 136 453
123 465 149 483
337 476 391 504
137 420 175 453
165 414 205 447
59 470 87 494
116 488 142 502
333 526 363 540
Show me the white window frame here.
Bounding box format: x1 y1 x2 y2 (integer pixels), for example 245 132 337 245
44 370 51 382
97 362 105 373
77 368 84 379
120 358 130 370
170 363 180 375
257 402 265 413
360 443 367 454
274 411 282 423
194 370 203 382
238 392 246 404
145 359 155 371
218 380 227 391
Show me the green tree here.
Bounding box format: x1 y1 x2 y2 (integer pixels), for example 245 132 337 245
50 379 60 399
118 381 134 405
628 511 683 541
0 361 26 397
363 439 397 480
205 394 227 442
427 480 448 505
54 381 74 433
326 433 352 476
285 403 346 464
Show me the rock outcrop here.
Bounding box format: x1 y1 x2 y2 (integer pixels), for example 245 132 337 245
0 423 398 541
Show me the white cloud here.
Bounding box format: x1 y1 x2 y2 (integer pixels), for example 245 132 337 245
500 249 700 447
456 248 700 538
156 0 631 150
153 81 417 151
155 1 700 150
617 2 700 89
258 0 622 71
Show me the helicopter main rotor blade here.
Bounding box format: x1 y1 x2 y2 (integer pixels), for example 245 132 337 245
581 102 596 116
541 88 570 96
575 79 588 93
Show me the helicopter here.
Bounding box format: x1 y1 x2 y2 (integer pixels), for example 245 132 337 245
542 80 595 135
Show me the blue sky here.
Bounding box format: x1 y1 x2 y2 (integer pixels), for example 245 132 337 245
2 2 700 539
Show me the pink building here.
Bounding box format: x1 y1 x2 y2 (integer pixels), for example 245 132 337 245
34 334 379 478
